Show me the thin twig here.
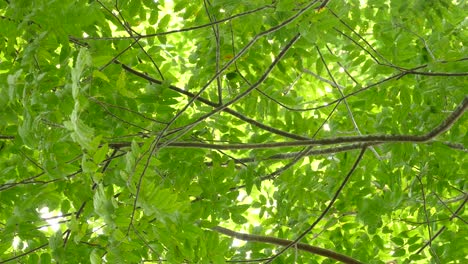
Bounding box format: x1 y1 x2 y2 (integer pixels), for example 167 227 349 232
153 1 319 152
320 44 381 159
203 0 223 105
264 147 367 263
415 195 467 255
76 5 274 40
116 61 310 140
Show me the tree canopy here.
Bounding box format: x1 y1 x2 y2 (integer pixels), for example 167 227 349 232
0 0 467 263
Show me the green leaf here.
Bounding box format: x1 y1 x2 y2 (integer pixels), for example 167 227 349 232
158 14 171 30
392 248 406 257
64 110 96 151
231 213 248 224
116 70 135 98
90 249 102 264
373 235 384 250
93 185 115 225
316 58 323 75
391 237 404 246
40 253 52 264
49 230 63 250
71 48 92 99
18 109 35 147
111 229 126 242
94 144 109 164
7 69 23 103
93 70 110 83
149 10 159 25
276 0 295 11
400 87 411 109
1 1 466 263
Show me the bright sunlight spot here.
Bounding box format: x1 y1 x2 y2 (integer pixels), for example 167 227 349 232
232 238 244 247
38 207 61 232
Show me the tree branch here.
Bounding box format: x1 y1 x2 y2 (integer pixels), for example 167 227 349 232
153 96 467 150
117 61 310 140
75 5 274 40
415 195 468 255
153 1 320 153
211 226 363 264
0 243 48 263
265 147 367 263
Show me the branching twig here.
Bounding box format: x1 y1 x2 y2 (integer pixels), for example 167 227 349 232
320 44 381 159
117 61 310 140
127 32 303 233
415 195 467 255
75 5 274 40
154 1 319 151
203 0 223 105
264 147 367 263
415 171 436 258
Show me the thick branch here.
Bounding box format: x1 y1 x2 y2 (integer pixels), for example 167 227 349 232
154 96 467 150
106 96 466 151
211 226 363 264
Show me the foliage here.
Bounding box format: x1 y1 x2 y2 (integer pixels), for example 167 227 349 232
0 0 467 263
